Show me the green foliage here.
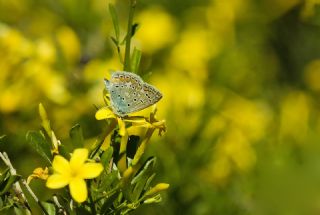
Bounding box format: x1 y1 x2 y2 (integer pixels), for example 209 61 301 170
4 0 320 214
0 2 168 214
69 124 85 148
0 169 20 196
26 131 52 165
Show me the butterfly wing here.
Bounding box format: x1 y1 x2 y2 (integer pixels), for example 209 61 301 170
106 71 162 116
126 82 162 114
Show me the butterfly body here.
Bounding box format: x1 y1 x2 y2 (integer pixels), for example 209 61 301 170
104 71 162 117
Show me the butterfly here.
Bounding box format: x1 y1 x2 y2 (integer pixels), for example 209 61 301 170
104 71 163 117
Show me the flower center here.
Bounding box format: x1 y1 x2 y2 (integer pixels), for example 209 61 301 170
70 168 80 178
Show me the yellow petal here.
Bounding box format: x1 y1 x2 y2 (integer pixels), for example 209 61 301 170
70 148 88 170
52 155 71 175
118 118 127 136
80 163 103 179
101 131 112 150
145 183 170 196
95 107 116 120
69 178 87 203
127 126 146 137
46 174 70 189
124 117 147 124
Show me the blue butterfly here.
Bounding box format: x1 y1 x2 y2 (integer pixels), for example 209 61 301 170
104 71 162 117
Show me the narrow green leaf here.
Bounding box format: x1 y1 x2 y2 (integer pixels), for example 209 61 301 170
100 191 120 214
0 135 6 146
39 103 52 138
131 23 139 37
98 171 118 192
0 175 21 195
120 23 139 46
0 200 14 211
41 202 56 215
131 157 156 184
26 131 52 164
58 145 71 160
101 147 114 169
130 47 141 74
0 168 10 184
0 169 11 193
143 173 156 191
143 194 162 204
69 124 84 148
130 157 156 201
109 4 120 40
13 207 28 215
110 36 119 47
75 206 91 215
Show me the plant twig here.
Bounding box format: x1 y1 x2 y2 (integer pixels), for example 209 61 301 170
53 195 68 215
124 0 137 71
0 152 50 215
21 179 49 215
0 152 30 210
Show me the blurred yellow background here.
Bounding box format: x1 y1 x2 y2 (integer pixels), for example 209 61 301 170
2 0 320 214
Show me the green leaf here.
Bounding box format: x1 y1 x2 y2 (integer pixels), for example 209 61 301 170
109 4 120 41
120 23 139 46
100 191 120 214
39 103 52 138
0 175 21 195
143 194 162 204
131 157 156 184
0 198 14 211
26 131 52 164
110 36 119 47
41 202 56 215
58 145 71 160
0 135 5 140
0 168 10 184
13 207 27 215
130 157 156 201
98 171 118 192
131 23 139 37
75 206 91 215
130 47 141 74
143 173 156 191
69 124 84 148
101 147 113 169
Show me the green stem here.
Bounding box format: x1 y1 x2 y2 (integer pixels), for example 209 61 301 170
124 0 136 71
88 181 97 214
90 120 117 158
132 128 154 166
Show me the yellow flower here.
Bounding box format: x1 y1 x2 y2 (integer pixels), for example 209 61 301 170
27 167 49 184
46 148 103 203
126 107 166 136
95 105 166 136
135 7 177 53
95 107 126 136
